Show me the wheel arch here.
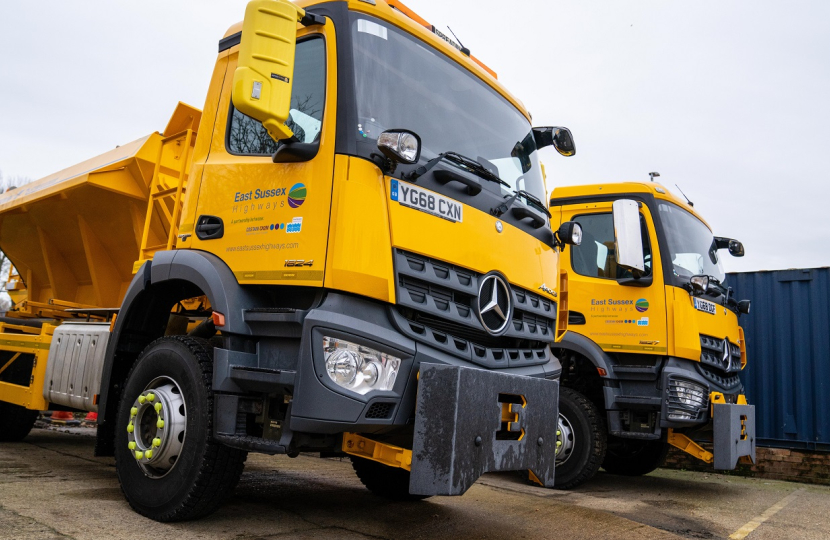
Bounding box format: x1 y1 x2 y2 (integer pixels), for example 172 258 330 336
557 331 615 379
95 250 254 456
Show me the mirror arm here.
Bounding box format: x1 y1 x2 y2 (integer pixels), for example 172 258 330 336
299 11 326 26
368 152 396 175
551 230 567 252
714 236 731 250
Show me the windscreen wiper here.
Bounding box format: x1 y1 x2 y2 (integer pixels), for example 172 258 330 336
493 190 551 219
405 151 511 189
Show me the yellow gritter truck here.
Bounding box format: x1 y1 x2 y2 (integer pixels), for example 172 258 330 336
0 0 584 521
545 180 755 488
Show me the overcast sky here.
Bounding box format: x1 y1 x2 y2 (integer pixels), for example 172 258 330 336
1 1 828 273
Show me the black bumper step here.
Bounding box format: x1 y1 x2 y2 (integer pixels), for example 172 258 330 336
214 434 287 455
242 308 308 337
229 365 296 393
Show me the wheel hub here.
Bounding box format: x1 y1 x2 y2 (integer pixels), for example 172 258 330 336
125 376 187 478
555 413 575 465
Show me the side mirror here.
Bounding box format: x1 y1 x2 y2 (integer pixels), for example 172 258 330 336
728 240 745 257
612 199 645 273
714 236 745 257
377 130 421 164
232 0 303 142
532 127 576 157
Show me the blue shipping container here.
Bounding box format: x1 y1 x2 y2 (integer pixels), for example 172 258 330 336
729 267 830 451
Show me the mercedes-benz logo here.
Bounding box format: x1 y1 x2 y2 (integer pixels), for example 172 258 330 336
476 273 513 335
722 339 733 372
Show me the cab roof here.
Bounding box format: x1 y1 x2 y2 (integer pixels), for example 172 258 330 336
221 0 531 122
550 181 712 229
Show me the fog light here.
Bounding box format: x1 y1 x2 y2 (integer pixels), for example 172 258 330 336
323 337 401 395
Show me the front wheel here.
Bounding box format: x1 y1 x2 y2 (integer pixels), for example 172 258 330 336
114 336 247 522
551 387 608 489
602 436 669 476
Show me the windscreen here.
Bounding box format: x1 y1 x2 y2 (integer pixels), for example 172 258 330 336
658 202 726 283
350 15 546 203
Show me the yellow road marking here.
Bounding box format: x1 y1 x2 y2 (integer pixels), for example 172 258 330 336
729 488 804 539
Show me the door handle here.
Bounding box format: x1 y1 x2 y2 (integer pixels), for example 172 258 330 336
196 215 224 240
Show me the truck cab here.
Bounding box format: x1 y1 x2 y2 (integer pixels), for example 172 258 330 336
547 181 755 488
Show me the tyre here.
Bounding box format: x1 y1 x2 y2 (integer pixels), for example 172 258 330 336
602 436 669 476
0 401 39 442
0 350 39 442
550 387 607 489
351 456 431 501
114 336 247 522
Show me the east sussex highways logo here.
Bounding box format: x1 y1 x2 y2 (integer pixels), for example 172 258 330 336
636 299 649 313
288 183 307 208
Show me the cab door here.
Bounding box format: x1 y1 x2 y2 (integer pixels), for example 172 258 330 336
189 23 337 286
560 201 667 356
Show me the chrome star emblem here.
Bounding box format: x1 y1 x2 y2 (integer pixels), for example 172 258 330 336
476 273 513 335
723 339 733 372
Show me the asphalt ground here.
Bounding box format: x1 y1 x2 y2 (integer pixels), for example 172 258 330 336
1 427 828 540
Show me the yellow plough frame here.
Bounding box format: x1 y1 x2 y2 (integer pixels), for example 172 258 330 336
0 321 55 410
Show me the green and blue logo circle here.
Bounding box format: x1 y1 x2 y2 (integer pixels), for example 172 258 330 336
636 298 649 313
288 183 307 208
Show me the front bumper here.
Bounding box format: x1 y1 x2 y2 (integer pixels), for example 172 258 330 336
288 293 560 433
213 292 562 482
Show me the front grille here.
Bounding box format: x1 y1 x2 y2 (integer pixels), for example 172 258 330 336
666 376 708 421
697 364 742 390
700 334 742 374
392 249 556 368
365 402 395 420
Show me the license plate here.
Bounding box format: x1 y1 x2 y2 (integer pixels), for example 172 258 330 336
693 297 717 315
391 180 463 223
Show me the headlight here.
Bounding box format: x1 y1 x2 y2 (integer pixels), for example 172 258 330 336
377 129 421 164
690 275 709 295
571 223 583 245
557 221 583 246
323 336 401 395
667 377 708 421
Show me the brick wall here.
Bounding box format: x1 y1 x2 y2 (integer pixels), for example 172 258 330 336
662 445 830 485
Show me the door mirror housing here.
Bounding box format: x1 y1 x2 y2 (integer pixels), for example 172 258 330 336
728 240 745 257
532 127 576 157
232 0 304 142
612 199 645 273
715 236 745 257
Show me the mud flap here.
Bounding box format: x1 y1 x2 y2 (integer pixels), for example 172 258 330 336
713 403 756 470
409 363 559 496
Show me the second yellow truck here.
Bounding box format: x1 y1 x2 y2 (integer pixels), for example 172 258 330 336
547 181 755 487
